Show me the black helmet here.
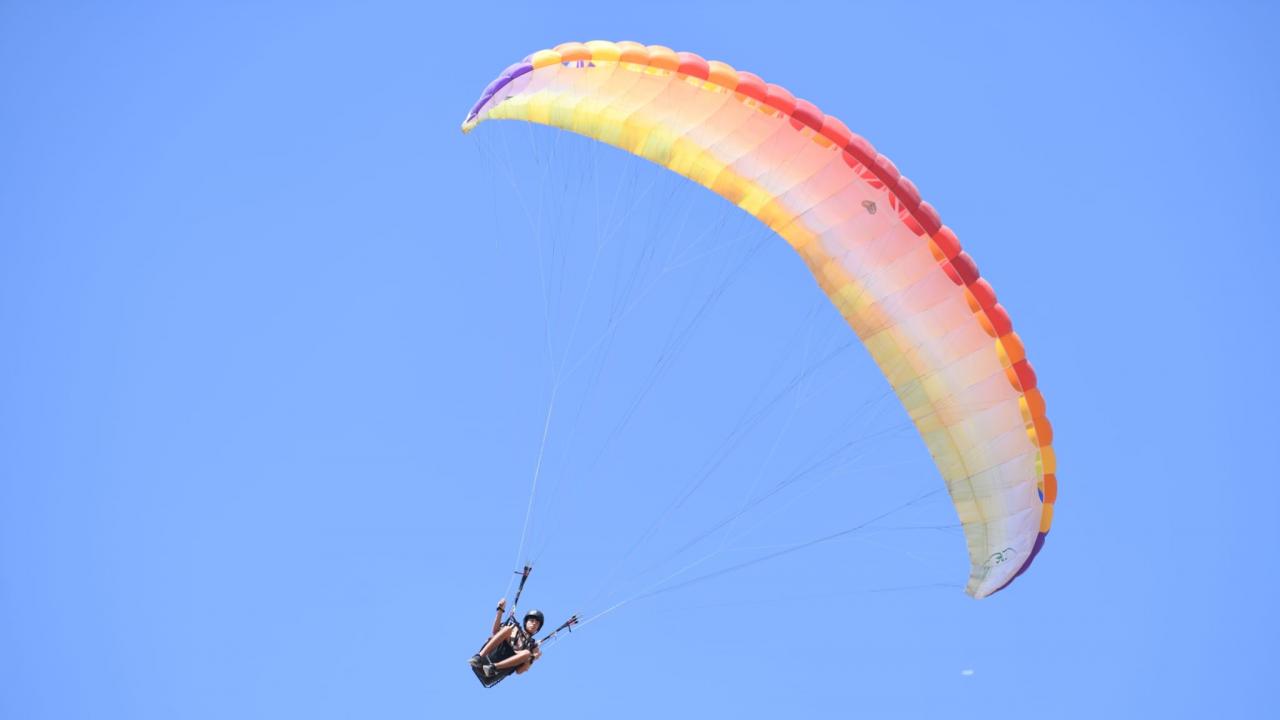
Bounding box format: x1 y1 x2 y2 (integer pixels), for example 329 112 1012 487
523 609 545 630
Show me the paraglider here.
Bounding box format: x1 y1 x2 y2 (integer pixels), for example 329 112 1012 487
469 603 544 685
461 40 1056 602
468 565 578 687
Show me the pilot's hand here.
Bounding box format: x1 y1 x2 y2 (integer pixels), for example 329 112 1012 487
496 598 507 612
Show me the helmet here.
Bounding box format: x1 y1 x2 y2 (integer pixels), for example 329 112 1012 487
523 609 545 630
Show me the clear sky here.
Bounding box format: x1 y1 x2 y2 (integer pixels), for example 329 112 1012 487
2 2 1277 718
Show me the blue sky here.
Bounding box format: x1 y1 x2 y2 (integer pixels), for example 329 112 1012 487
2 2 1277 718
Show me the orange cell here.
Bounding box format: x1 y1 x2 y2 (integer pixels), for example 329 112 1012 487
999 332 1026 367
1042 473 1058 503
555 42 591 62
616 42 650 64
1023 387 1046 418
706 60 738 89
1033 415 1053 445
646 45 680 70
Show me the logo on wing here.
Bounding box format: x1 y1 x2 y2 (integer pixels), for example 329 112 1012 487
985 547 1019 567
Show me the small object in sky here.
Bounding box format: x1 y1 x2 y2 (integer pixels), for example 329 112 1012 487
961 669 975 676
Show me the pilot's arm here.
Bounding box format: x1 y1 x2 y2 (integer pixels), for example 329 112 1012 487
492 599 506 635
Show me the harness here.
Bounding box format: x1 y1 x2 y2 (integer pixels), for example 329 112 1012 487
470 565 577 688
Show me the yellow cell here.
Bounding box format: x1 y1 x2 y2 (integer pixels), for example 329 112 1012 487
530 49 561 69
585 40 621 62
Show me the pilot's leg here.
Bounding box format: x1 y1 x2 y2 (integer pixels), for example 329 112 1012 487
492 649 532 672
475 626 513 659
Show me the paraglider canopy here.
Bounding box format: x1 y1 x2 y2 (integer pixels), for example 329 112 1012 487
461 40 1057 598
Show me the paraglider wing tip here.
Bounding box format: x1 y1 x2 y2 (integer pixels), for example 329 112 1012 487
461 116 477 134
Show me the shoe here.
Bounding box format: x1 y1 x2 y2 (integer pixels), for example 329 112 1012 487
482 663 497 678
469 654 484 668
